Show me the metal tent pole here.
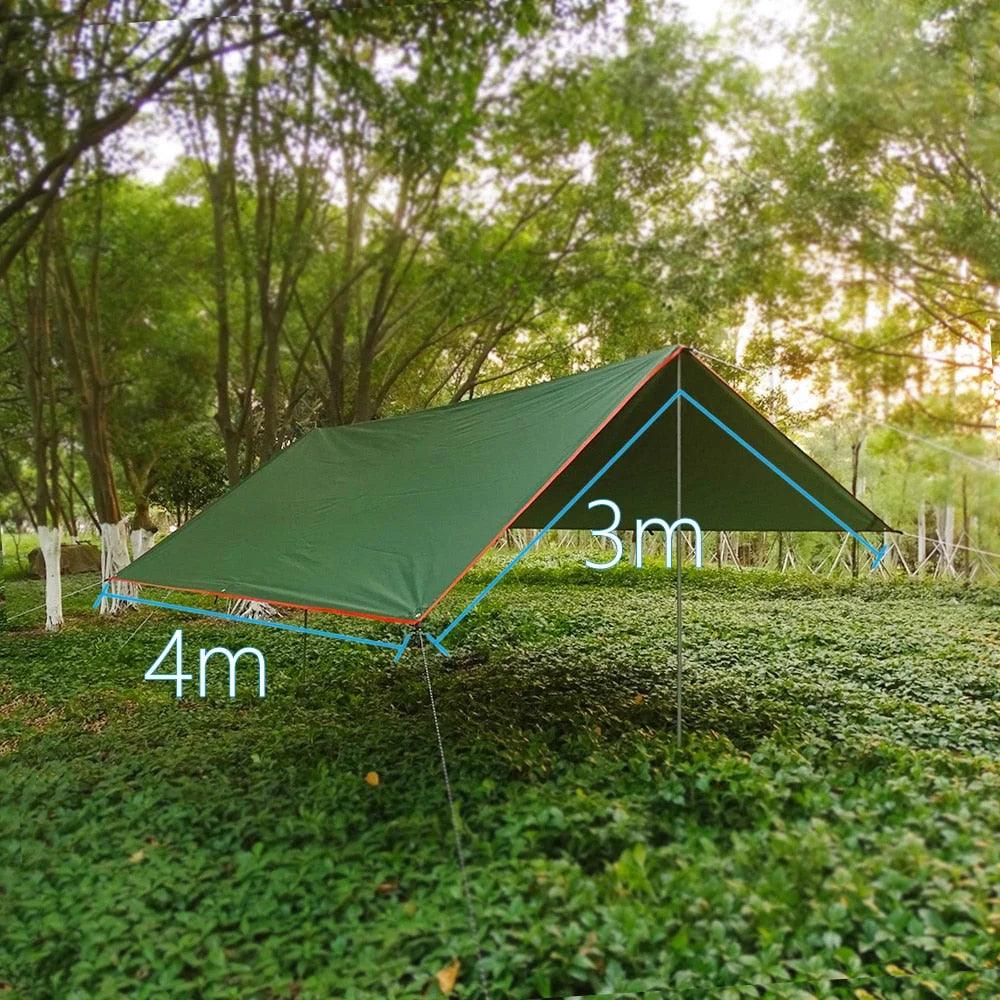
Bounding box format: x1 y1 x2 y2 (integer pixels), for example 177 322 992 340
676 351 683 746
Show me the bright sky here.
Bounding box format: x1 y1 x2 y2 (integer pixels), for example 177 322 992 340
678 0 805 63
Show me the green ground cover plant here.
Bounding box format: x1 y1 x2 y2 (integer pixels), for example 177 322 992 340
2 567 999 999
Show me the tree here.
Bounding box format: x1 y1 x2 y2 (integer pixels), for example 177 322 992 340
172 0 763 491
150 429 226 528
743 0 995 393
45 179 137 608
0 0 296 278
178 13 328 479
95 181 216 554
0 233 69 628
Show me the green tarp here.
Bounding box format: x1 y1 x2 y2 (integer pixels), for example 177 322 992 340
115 347 889 623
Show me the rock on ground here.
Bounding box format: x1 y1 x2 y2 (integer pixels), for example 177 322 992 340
27 543 102 578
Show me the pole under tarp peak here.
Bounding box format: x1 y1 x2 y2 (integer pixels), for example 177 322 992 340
676 348 683 746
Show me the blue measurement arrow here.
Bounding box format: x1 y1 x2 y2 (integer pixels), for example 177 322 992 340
101 590 407 655
679 391 888 567
428 389 888 651
429 389 682 651
393 631 413 662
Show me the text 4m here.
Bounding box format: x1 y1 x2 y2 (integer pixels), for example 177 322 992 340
145 629 267 699
586 499 703 570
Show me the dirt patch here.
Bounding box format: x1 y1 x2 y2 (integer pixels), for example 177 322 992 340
82 715 109 734
26 708 60 731
0 692 46 721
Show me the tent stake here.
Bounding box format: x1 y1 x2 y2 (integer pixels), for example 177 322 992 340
676 353 683 746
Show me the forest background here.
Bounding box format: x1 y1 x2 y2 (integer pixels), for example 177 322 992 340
1 0 997 630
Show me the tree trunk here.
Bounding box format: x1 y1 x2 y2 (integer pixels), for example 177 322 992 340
14 233 65 629
129 494 156 561
942 504 956 576
98 519 134 611
881 531 894 571
850 438 862 580
130 528 153 560
78 404 133 610
48 204 132 611
123 462 157 562
63 436 77 541
961 475 970 579
917 499 926 572
36 525 64 631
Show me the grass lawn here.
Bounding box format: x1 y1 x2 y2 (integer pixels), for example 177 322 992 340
2 565 999 999
2 531 44 582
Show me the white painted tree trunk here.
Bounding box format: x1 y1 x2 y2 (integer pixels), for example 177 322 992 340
228 599 279 620
781 544 796 570
99 518 134 613
37 525 64 631
943 504 956 575
917 501 926 570
129 528 155 560
880 531 895 572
